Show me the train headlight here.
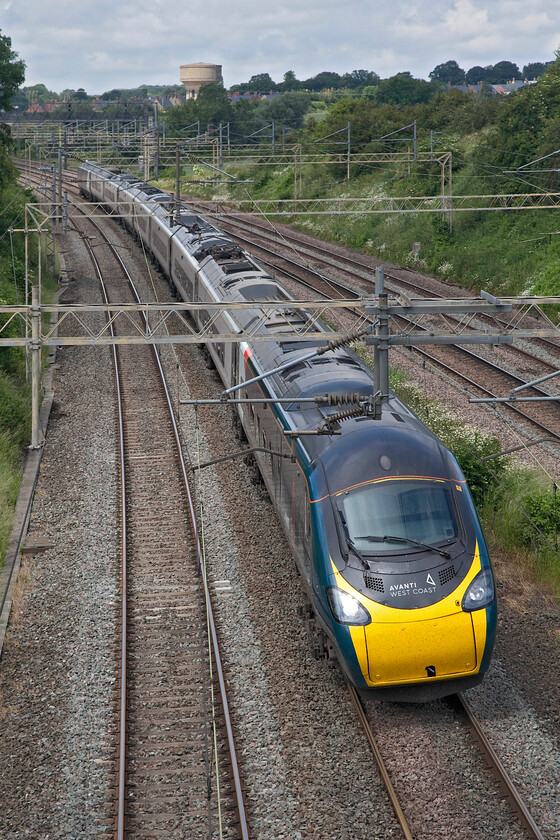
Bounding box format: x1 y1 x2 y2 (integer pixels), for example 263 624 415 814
461 568 495 611
327 587 371 626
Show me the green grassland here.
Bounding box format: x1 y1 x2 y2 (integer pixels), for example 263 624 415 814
0 156 58 568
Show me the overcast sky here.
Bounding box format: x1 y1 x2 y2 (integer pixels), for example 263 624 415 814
2 0 559 95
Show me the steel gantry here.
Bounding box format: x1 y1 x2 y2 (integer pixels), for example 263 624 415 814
2 285 560 448
205 190 560 216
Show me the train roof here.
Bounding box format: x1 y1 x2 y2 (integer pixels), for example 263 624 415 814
319 417 456 488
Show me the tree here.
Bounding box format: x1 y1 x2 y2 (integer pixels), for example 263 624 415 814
264 91 310 128
523 61 552 79
0 28 25 111
465 65 488 85
481 56 560 180
74 88 89 101
246 73 278 92
429 60 466 85
10 88 27 110
376 72 436 106
361 85 378 100
192 83 234 127
302 71 341 91
24 83 57 105
101 88 122 101
165 83 233 136
340 69 379 89
479 81 495 98
486 61 521 83
280 70 300 91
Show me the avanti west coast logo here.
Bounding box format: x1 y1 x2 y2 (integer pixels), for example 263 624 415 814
389 574 436 598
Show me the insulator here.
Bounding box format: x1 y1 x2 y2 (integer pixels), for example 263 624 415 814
326 404 365 424
316 323 370 356
324 392 368 406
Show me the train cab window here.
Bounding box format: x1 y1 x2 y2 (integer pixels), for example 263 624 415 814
339 479 459 554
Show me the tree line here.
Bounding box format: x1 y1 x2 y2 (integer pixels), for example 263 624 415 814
428 59 553 86
3 46 552 112
229 60 551 94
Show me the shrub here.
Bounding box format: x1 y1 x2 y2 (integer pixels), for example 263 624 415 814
518 485 560 548
442 428 507 507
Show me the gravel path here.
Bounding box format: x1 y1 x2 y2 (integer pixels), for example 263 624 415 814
0 230 118 839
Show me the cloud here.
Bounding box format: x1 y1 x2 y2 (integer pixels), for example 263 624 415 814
444 0 489 38
2 0 559 92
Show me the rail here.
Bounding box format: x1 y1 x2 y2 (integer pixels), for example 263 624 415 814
76 202 249 838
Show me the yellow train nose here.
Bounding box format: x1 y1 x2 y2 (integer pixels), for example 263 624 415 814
365 612 477 685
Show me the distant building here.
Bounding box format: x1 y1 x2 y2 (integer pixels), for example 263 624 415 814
152 94 185 110
228 91 281 102
447 78 539 95
180 63 223 99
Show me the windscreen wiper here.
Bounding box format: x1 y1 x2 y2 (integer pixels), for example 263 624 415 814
338 510 370 570
346 537 370 571
356 534 451 560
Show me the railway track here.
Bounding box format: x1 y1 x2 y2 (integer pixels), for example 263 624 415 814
78 173 556 840
79 207 248 839
24 171 251 838
13 160 558 838
189 205 560 358
349 684 546 840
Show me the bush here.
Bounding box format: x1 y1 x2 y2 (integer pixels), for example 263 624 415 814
442 428 506 506
518 485 560 548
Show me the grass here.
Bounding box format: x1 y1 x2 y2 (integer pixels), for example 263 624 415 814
0 229 59 571
173 144 560 301
0 368 30 566
478 467 560 593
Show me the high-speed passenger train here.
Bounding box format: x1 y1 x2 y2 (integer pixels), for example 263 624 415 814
78 160 496 701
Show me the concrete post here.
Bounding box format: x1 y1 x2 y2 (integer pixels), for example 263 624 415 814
154 105 159 180
58 147 63 228
30 285 43 449
24 209 29 381
51 164 56 222
175 146 181 226
347 121 351 181
373 266 388 420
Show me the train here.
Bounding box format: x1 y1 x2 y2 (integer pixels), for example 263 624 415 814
78 160 497 701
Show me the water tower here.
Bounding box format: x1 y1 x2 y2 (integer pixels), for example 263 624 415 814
180 63 223 99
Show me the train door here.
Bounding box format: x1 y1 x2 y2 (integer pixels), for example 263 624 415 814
231 343 239 391
292 466 311 577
